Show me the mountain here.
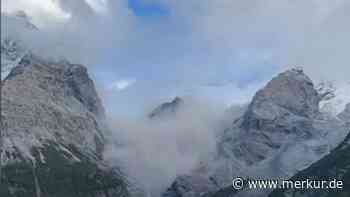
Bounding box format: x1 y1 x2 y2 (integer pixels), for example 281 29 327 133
149 97 184 119
163 68 349 197
0 53 132 197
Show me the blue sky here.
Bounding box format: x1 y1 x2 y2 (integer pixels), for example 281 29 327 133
3 0 350 117
127 0 169 18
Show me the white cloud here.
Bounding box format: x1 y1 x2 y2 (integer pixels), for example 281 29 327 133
1 0 135 66
1 0 71 27
109 79 136 91
325 83 350 114
152 0 350 84
84 0 109 14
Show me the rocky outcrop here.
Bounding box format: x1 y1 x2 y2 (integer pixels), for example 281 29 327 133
163 69 349 197
149 97 184 119
0 55 130 197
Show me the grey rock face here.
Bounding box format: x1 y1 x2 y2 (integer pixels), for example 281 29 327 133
149 97 184 119
0 55 130 197
62 60 106 119
1 54 106 162
242 68 320 131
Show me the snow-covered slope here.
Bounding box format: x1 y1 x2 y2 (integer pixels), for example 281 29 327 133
163 69 349 197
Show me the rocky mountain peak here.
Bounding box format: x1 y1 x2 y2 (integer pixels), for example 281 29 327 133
1 55 107 164
0 55 132 197
149 96 184 119
64 63 106 119
242 68 320 130
9 54 106 119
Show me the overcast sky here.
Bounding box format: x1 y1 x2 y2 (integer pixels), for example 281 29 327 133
2 0 350 117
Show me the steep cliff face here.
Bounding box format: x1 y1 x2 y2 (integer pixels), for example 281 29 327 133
163 69 349 197
0 54 130 197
